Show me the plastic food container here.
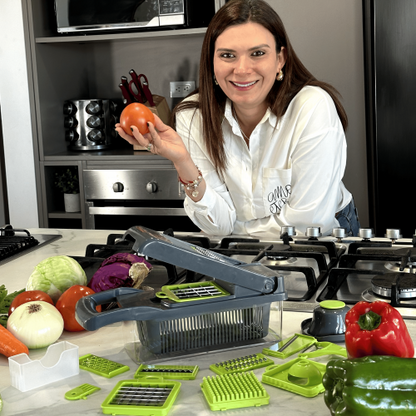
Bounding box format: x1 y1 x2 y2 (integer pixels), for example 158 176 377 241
122 298 283 364
8 341 79 392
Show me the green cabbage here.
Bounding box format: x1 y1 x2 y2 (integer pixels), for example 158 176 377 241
26 255 87 302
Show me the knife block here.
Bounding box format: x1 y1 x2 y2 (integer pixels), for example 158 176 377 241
133 95 171 151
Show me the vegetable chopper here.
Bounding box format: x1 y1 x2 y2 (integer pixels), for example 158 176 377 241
76 225 287 361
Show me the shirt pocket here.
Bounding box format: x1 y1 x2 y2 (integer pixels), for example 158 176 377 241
262 167 292 216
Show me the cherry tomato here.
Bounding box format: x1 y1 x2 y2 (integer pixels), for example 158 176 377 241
8 290 54 316
55 285 101 332
119 102 155 136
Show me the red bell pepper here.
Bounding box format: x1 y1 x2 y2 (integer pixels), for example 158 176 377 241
345 300 414 359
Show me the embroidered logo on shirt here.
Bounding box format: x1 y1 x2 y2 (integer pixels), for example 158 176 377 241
268 185 291 214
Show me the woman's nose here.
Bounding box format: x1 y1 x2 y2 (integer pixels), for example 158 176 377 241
234 56 252 74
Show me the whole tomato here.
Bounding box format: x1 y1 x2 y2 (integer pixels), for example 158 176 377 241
119 102 155 135
9 290 54 315
55 285 101 332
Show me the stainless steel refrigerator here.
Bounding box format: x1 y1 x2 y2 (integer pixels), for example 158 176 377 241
363 0 416 237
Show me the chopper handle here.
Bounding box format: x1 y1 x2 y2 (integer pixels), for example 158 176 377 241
75 287 167 331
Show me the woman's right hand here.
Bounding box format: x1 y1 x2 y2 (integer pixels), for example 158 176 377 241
115 114 190 165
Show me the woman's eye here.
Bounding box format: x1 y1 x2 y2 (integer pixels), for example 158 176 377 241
252 50 265 57
220 52 235 59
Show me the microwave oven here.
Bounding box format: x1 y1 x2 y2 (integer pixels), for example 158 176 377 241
54 0 222 34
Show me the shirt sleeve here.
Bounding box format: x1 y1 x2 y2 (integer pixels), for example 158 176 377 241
175 106 237 235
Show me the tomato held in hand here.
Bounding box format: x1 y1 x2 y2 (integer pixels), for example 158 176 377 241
55 285 101 332
8 290 54 315
119 102 155 136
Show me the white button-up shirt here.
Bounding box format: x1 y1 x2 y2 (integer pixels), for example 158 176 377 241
175 86 352 237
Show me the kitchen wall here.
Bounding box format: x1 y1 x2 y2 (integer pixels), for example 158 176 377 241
0 0 368 229
0 0 39 228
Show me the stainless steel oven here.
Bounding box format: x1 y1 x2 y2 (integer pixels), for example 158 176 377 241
83 166 199 232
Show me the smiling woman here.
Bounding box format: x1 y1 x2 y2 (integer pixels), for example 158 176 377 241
213 22 285 138
115 0 360 238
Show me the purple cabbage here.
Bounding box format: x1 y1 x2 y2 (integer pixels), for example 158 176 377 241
88 253 152 293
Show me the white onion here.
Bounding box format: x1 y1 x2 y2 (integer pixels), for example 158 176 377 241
7 301 64 349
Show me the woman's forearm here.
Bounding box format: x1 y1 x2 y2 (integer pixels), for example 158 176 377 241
174 156 206 202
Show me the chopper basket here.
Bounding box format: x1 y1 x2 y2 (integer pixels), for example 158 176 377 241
135 302 271 355
76 226 287 361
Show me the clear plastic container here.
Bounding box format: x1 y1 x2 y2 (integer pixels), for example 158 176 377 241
8 341 79 392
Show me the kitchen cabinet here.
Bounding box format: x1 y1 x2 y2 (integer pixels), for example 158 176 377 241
23 0 220 229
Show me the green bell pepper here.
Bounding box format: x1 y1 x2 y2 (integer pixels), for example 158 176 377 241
323 355 416 415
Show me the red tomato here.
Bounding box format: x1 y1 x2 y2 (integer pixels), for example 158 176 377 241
55 285 101 332
119 102 155 136
8 290 54 315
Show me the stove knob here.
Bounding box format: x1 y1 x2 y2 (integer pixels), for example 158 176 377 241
146 181 158 193
306 227 321 238
386 229 402 240
281 226 296 237
332 227 346 239
359 228 374 240
112 182 124 193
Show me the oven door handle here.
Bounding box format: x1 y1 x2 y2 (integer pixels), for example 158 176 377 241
87 206 186 216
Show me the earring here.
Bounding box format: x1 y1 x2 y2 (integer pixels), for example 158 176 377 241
214 75 219 85
276 70 284 81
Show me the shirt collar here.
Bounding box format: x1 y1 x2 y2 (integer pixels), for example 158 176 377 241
223 99 279 131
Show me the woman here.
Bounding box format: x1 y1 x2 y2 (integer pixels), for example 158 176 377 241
116 0 360 237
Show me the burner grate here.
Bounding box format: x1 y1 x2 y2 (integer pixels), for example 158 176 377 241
317 267 416 309
0 226 39 262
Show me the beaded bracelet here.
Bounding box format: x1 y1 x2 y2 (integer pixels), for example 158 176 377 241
179 167 203 198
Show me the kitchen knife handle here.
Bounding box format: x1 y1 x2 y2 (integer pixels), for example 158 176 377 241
141 80 155 106
128 69 146 103
119 82 133 105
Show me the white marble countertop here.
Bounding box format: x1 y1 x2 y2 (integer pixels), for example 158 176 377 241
1 228 415 416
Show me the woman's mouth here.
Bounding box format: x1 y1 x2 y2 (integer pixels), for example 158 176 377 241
231 80 258 89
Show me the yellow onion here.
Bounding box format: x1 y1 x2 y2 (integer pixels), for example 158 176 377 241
7 301 64 349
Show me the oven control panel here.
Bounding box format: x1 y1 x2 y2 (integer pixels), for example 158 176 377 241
84 169 183 200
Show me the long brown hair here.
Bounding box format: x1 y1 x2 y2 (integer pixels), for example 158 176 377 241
173 0 348 176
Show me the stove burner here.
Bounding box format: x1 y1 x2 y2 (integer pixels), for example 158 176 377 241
372 273 416 299
361 288 385 303
265 254 296 264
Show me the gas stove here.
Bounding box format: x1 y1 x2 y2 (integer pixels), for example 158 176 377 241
0 225 62 264
75 226 416 320
317 228 416 319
